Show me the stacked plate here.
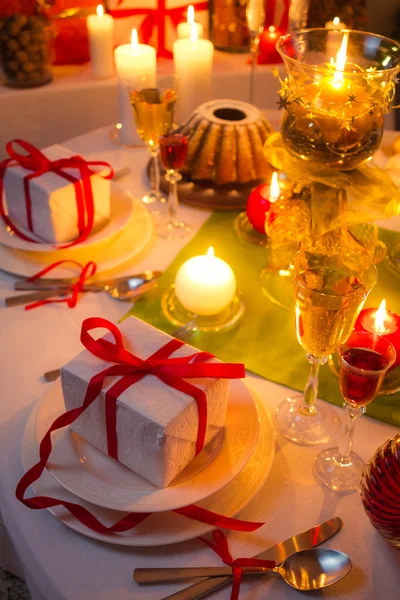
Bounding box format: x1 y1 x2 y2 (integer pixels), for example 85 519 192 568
22 379 275 546
0 183 153 278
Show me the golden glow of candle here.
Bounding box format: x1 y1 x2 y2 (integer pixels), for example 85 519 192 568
373 299 389 334
333 16 340 26
187 5 194 24
174 246 237 316
270 171 280 202
268 25 277 38
131 28 139 50
332 32 348 88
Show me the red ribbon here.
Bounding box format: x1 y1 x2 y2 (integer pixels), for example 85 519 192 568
199 530 275 600
24 260 97 311
0 140 114 249
109 1 208 58
16 318 263 535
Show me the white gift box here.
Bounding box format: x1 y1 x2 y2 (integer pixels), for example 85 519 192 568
61 317 230 488
3 144 111 244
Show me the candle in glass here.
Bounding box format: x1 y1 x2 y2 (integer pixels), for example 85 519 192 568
177 5 204 39
355 299 400 369
87 5 114 79
175 247 236 316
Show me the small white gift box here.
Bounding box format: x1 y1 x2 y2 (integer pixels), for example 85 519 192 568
3 144 111 244
61 317 230 488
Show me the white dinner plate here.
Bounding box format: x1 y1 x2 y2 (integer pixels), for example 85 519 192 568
0 182 134 252
34 379 260 513
22 387 275 546
0 189 153 278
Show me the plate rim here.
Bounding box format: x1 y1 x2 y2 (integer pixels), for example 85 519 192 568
34 378 261 513
21 387 275 547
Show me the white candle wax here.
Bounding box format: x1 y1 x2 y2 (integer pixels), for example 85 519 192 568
173 25 214 122
87 5 114 79
175 247 236 316
325 17 347 59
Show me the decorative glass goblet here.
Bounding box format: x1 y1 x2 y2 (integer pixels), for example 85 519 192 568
276 247 377 445
314 331 396 492
159 133 191 239
129 77 177 207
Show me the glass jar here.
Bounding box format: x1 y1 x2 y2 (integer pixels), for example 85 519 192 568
209 0 249 53
0 13 53 88
361 434 400 548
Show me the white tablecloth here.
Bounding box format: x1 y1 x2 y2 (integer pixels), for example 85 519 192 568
0 123 400 600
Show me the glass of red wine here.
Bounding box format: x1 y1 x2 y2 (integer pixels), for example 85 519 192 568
158 133 191 239
314 330 396 492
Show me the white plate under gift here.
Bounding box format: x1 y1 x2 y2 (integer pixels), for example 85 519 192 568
22 385 275 546
0 182 133 252
34 378 260 513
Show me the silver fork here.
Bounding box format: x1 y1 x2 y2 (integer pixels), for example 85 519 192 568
43 321 197 382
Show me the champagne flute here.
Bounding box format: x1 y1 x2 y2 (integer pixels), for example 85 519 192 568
314 331 396 492
159 133 191 238
246 0 265 103
276 247 377 445
129 75 178 207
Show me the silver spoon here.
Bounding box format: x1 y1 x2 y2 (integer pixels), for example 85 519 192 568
6 274 161 307
134 548 352 591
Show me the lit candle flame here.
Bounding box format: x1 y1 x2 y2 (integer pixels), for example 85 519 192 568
131 28 139 52
374 299 388 334
96 4 104 16
207 246 215 258
270 171 280 203
332 32 348 88
333 16 340 26
190 21 198 42
187 5 194 24
268 25 277 38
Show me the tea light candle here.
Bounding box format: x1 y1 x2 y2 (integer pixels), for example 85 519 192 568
355 299 400 369
177 5 204 39
87 4 114 79
175 246 236 316
173 23 214 121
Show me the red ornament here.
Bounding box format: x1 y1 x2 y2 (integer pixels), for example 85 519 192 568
246 184 272 234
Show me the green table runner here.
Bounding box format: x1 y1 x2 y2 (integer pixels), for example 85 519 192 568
127 212 400 428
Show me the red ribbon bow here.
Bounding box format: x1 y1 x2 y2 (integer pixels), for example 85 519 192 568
24 260 97 310
17 318 264 535
199 530 275 600
110 0 208 58
0 140 114 249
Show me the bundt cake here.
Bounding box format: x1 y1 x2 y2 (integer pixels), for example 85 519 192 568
180 99 274 186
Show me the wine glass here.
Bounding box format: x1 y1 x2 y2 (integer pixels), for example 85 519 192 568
276 247 377 445
128 75 178 207
159 133 191 239
246 0 265 103
314 330 396 492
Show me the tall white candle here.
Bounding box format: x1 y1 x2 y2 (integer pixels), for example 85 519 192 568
87 5 114 79
177 5 204 39
175 247 236 316
173 24 214 122
114 29 157 145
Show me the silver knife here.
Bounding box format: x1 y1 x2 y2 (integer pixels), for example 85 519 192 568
154 517 342 600
14 271 161 291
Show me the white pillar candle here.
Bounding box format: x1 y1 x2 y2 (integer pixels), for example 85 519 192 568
114 29 157 145
175 247 236 316
173 24 214 123
87 5 114 79
177 5 204 39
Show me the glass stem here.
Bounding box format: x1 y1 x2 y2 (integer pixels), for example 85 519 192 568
299 354 326 416
249 33 259 103
150 146 161 197
165 171 181 223
338 404 365 462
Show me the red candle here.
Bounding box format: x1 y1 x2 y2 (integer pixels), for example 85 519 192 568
246 171 280 234
355 300 400 369
258 26 282 64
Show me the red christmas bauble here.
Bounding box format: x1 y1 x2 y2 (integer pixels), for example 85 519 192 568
246 185 272 234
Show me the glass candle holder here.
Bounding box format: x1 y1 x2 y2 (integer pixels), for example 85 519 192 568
276 29 400 169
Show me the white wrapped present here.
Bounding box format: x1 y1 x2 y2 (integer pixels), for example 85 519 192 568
3 144 111 244
61 317 231 488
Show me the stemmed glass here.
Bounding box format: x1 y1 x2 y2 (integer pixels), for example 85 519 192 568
314 331 396 492
159 133 191 239
128 75 178 207
246 0 265 103
276 247 377 445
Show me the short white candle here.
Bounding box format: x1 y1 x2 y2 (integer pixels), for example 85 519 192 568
173 23 214 122
175 246 236 316
87 5 114 79
114 29 157 145
177 5 204 39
